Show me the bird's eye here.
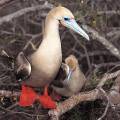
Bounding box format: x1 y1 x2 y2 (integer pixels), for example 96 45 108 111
64 17 70 21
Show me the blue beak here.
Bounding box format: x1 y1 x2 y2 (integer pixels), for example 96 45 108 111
65 19 90 40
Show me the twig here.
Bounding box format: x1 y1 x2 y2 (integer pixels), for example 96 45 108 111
0 2 53 26
49 69 120 120
0 70 119 119
82 25 120 60
97 10 120 15
81 51 109 58
0 103 45 117
0 90 20 97
97 70 120 87
97 88 110 120
27 19 42 27
108 75 120 105
91 62 120 74
0 0 14 6
23 33 42 51
69 31 92 70
107 30 120 37
49 89 100 120
6 102 18 110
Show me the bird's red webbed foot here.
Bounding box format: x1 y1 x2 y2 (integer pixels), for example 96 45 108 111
19 85 56 109
19 84 39 107
39 86 56 109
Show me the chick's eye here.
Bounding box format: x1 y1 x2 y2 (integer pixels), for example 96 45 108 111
64 17 70 21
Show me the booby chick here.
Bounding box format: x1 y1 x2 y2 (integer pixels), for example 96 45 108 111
52 55 86 97
15 6 89 109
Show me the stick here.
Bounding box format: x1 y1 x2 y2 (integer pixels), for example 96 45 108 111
49 89 100 119
0 90 20 97
82 25 120 60
0 2 53 26
49 69 120 120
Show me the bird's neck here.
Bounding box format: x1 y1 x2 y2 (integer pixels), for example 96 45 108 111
43 17 60 39
31 16 62 74
33 16 62 62
37 17 61 51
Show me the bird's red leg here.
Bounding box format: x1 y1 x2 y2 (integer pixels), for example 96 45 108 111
19 84 38 107
39 86 56 109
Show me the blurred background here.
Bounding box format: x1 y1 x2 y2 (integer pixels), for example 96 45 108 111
0 0 120 119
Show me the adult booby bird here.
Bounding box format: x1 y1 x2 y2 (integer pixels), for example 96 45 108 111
16 6 89 109
52 55 86 97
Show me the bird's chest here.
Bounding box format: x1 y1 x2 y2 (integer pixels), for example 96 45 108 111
29 36 62 80
30 51 62 78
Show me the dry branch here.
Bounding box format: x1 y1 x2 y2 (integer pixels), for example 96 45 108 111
49 89 100 120
0 69 119 120
0 1 53 26
97 10 120 15
0 0 14 6
97 88 110 120
97 70 120 87
0 90 20 97
82 25 120 60
108 75 120 105
49 69 120 120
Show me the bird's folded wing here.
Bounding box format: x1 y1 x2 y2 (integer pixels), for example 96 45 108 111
15 52 31 81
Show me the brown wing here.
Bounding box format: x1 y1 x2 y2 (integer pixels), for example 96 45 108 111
51 63 71 88
15 52 31 81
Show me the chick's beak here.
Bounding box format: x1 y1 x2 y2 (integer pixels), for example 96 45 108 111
63 19 90 40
